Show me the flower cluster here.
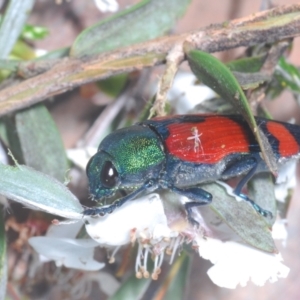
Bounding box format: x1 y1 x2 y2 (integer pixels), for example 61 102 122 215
30 185 290 289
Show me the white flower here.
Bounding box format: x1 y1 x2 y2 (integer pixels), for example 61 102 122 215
25 178 290 287
197 237 289 288
167 72 215 114
29 222 103 271
29 236 103 271
272 219 288 246
84 193 201 279
84 191 290 285
94 0 119 13
67 147 96 170
275 160 296 202
85 193 174 246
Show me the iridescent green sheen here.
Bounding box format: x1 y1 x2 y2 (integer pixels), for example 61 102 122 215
104 126 165 175
86 125 165 200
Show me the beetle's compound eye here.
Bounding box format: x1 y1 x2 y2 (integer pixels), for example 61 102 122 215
101 161 118 188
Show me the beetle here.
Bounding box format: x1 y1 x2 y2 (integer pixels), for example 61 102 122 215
83 114 300 225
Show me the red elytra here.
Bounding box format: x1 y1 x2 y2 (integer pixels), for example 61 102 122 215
164 116 252 164
266 122 299 157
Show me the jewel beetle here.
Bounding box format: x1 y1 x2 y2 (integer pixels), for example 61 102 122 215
84 114 300 225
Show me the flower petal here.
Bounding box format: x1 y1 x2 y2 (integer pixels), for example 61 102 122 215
197 238 289 288
94 0 119 13
29 237 103 271
85 193 171 246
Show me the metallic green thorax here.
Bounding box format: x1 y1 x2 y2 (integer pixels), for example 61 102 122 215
86 124 166 200
99 125 165 175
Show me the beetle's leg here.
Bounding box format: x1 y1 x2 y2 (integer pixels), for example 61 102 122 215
233 165 273 219
171 186 212 226
236 193 273 219
224 157 273 219
83 179 155 217
221 156 257 179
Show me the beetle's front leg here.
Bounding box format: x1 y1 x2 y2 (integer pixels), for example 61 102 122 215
83 179 156 217
83 203 117 217
170 185 212 226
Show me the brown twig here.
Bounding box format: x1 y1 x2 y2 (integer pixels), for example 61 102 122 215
150 43 185 117
0 4 299 116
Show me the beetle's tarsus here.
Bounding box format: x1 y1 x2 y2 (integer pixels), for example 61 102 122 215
238 193 273 219
83 205 115 217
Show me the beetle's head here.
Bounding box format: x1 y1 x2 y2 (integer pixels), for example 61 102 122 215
86 125 165 201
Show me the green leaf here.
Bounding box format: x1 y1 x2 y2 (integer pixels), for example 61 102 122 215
5 116 24 164
269 57 300 97
154 252 190 300
98 74 128 97
186 49 278 175
10 39 36 60
233 71 270 90
202 182 276 253
226 54 267 73
109 274 151 300
0 210 7 300
8 104 69 182
0 0 35 59
21 24 49 40
0 163 82 219
186 49 254 115
71 0 191 57
0 121 8 145
278 57 300 88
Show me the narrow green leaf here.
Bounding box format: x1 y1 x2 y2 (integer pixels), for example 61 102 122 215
278 56 300 85
186 49 278 175
202 182 276 253
5 116 24 164
226 54 267 73
233 71 270 90
0 210 7 300
13 104 68 182
186 49 254 116
71 0 191 57
274 56 300 94
0 163 82 219
109 274 151 300
0 121 8 145
10 40 36 60
0 0 35 59
98 74 128 97
155 252 190 300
